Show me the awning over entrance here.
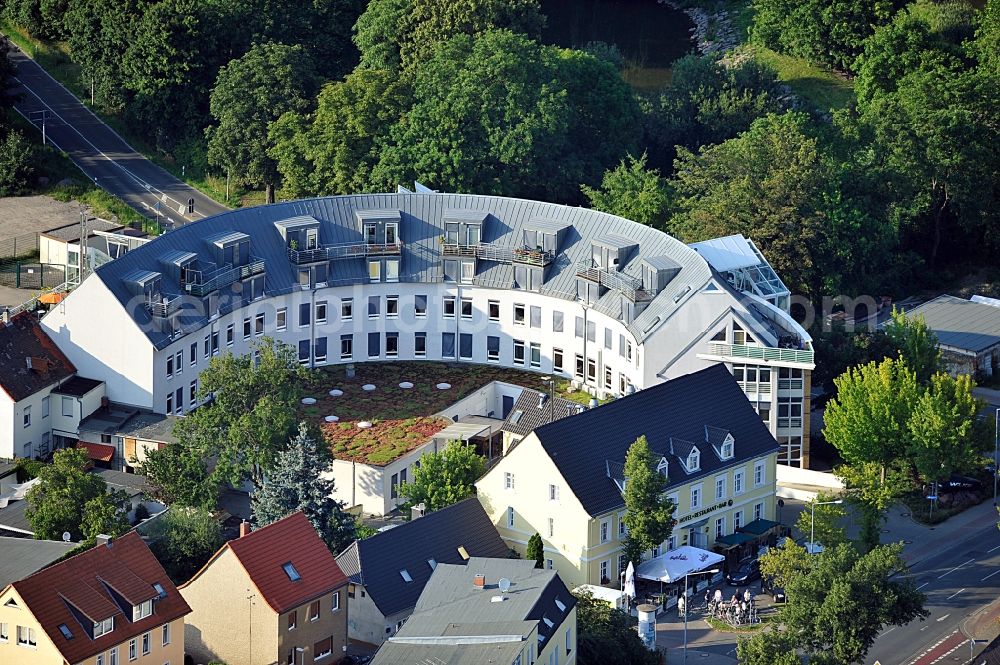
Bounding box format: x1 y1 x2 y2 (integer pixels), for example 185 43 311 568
715 532 755 548
77 441 115 463
740 518 780 535
635 546 725 583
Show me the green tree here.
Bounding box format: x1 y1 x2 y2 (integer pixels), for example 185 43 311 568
669 112 877 300
883 307 941 384
373 30 640 203
795 492 847 549
353 0 411 70
137 442 219 509
251 423 356 554
206 42 319 203
838 461 911 551
269 69 411 197
398 442 486 512
25 448 129 542
581 153 671 229
759 539 812 589
146 506 224 583
0 131 35 196
572 590 659 665
907 372 986 484
527 532 544 569
736 630 801 665
175 337 311 488
779 543 927 663
621 436 676 568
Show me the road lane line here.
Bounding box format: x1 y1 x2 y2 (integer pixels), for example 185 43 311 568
984 569 1000 581
938 558 975 579
946 588 964 600
936 614 950 621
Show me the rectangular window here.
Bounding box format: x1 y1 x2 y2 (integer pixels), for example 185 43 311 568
190 342 197 366
414 294 427 317
340 335 353 360
141 632 150 655
755 502 763 521
386 333 399 358
414 332 427 357
204 335 210 359
133 600 152 621
316 301 328 324
175 388 183 415
368 295 380 319
586 358 597 382
548 517 555 537
488 300 500 321
530 305 541 328
368 260 380 283
162 623 170 646
225 324 234 347
626 340 633 362
530 342 541 368
166 393 173 415
734 470 745 495
315 337 328 364
443 297 456 318
716 475 726 501
298 269 311 288
299 340 310 364
586 321 596 343
276 308 287 331
600 560 609 583
513 340 525 365
331 591 340 612
255 313 264 336
690 485 701 509
504 472 515 490
487 336 500 362
309 600 321 621
341 298 353 320
461 297 473 319
575 316 584 338
604 328 612 350
288 611 297 631
386 259 400 282
604 366 612 390
242 316 252 339
715 517 725 539
22 406 30 428
212 331 219 355
442 333 456 358
386 296 399 318
574 354 584 379
549 484 559 501
166 355 174 378
600 520 609 543
553 348 563 372
129 639 136 661
314 636 333 660
754 461 765 486
514 303 525 325
507 506 515 527
461 260 475 284
552 310 563 332
459 333 473 360
368 332 380 358
734 511 743 531
298 304 310 328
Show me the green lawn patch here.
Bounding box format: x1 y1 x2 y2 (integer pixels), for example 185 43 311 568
750 46 855 111
705 613 774 633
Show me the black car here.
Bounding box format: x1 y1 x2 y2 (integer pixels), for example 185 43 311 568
762 575 786 603
939 474 984 493
726 558 761 586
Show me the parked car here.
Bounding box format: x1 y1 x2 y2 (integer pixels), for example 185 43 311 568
726 558 761 586
762 575 786 603
939 474 984 493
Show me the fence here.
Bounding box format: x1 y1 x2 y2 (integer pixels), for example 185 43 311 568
0 232 40 262
0 262 66 289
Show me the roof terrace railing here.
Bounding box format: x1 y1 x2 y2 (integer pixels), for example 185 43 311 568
184 257 265 297
443 243 555 266
575 262 654 302
706 342 815 365
145 292 183 318
287 242 402 264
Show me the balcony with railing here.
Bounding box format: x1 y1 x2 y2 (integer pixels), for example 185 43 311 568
704 342 814 366
442 243 555 266
575 262 654 302
287 241 402 264
183 258 265 297
145 292 183 318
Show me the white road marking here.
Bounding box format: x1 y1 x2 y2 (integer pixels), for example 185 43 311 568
936 614 950 622
946 589 965 600
937 558 975 579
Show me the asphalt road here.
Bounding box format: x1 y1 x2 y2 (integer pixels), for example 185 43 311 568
6 45 231 226
867 519 1000 664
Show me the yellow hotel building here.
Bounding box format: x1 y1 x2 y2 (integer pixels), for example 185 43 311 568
477 365 780 590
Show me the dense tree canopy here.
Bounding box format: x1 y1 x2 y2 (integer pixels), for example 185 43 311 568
621 436 676 569
146 506 224 584
573 591 660 665
581 153 671 230
138 441 219 509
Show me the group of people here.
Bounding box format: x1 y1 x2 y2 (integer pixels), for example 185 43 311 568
702 587 757 624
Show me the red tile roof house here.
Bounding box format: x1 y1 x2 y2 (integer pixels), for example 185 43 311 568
179 511 350 665
0 530 191 665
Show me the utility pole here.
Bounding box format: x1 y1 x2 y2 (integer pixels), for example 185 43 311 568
29 110 50 146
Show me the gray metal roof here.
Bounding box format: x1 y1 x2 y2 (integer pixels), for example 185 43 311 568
905 295 1000 354
372 558 574 665
89 193 714 349
116 411 181 445
0 537 76 587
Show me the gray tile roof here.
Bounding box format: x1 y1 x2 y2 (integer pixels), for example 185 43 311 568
529 364 779 517
0 536 76 587
501 388 582 438
90 193 713 349
372 558 574 665
905 295 1000 354
335 498 509 618
117 411 180 445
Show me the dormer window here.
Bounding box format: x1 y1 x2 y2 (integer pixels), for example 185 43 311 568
132 600 152 622
94 617 114 637
721 440 733 459
305 228 318 250
385 223 398 245
686 448 700 473
657 457 669 479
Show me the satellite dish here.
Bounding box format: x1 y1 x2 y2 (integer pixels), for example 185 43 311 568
498 578 511 594
62 532 71 542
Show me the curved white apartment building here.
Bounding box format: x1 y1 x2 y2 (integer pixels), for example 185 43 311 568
41 192 815 467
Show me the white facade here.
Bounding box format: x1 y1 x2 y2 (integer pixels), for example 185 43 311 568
0 386 58 460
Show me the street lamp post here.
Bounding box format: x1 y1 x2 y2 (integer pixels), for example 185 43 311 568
683 568 719 664
810 498 844 553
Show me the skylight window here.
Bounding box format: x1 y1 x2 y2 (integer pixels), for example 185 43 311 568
554 598 566 612
457 546 470 561
427 559 437 570
153 583 166 599
58 624 73 640
543 616 554 628
400 569 413 582
283 562 301 581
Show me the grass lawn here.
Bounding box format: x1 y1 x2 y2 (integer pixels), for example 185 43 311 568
705 613 775 633
299 361 598 465
751 46 856 111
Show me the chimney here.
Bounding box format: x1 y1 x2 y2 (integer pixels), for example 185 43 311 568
473 574 486 589
240 520 250 538
95 534 112 547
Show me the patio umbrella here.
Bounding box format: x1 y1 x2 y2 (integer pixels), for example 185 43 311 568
623 561 636 599
38 291 67 305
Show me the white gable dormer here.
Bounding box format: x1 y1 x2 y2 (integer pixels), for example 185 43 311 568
686 447 700 473
657 456 669 479
721 434 734 460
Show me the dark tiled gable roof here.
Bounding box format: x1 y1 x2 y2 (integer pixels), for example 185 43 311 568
532 364 779 517
0 312 75 401
501 387 582 437
226 511 348 614
9 531 190 664
335 498 509 618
